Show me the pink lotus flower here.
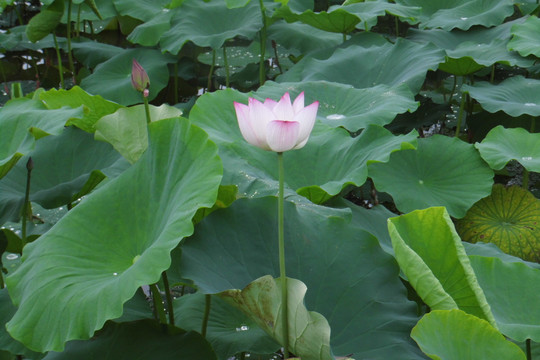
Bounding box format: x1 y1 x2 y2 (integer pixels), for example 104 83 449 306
131 59 150 93
234 92 319 152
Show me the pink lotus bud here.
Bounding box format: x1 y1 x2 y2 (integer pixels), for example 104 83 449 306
234 92 319 152
131 59 150 92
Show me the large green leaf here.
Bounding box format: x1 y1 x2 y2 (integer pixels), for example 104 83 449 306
273 4 361 33
39 86 123 133
5 118 222 352
340 2 421 31
178 197 425 359
126 10 173 47
189 89 417 203
388 207 496 325
25 0 63 42
469 256 540 342
42 320 217 360
462 76 540 117
456 184 540 262
0 98 83 179
160 0 262 54
80 48 176 106
112 0 171 21
394 0 514 30
220 276 333 360
71 39 125 68
411 309 526 360
256 81 419 132
508 15 540 58
475 126 540 172
94 104 183 164
279 38 444 93
369 135 494 218
173 292 279 359
0 126 122 225
267 20 342 55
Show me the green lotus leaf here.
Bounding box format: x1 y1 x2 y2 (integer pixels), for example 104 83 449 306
369 135 494 218
179 197 425 358
411 309 526 360
5 118 222 352
173 292 279 359
341 2 421 31
388 207 496 325
456 184 540 263
464 241 540 270
0 126 122 225
256 81 419 132
462 76 540 117
190 89 417 203
112 0 171 21
469 256 540 342
42 320 217 360
160 0 262 54
0 25 67 52
394 0 514 31
475 126 540 172
267 20 342 55
71 39 124 68
508 15 540 58
0 289 43 359
39 86 123 133
273 4 361 33
279 38 444 93
25 0 63 42
80 48 176 106
0 98 83 179
220 276 332 360
126 9 173 46
94 104 183 164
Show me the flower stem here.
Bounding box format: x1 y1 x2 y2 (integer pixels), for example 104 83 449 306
173 62 179 104
201 294 212 338
454 83 466 137
277 152 289 358
143 96 152 124
150 283 167 324
52 33 65 89
258 0 267 86
21 157 33 247
66 0 75 84
526 339 531 360
207 49 216 91
223 46 230 88
162 271 174 325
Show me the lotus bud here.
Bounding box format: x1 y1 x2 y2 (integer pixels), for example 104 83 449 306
131 59 150 93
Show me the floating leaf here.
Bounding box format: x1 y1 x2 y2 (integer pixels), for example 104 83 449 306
470 256 540 342
179 197 425 358
221 276 332 360
508 15 540 58
456 184 540 262
5 118 222 352
369 135 494 218
462 76 540 117
411 309 526 360
388 207 497 325
475 125 540 172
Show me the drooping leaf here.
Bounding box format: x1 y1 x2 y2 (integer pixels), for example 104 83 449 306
112 0 171 21
267 20 342 55
220 276 333 360
42 320 217 360
0 98 83 180
25 0 63 42
126 10 173 47
462 76 540 117
469 256 540 342
160 0 262 54
369 135 494 218
5 118 222 352
179 197 425 359
475 126 540 172
80 48 176 106
340 2 421 31
388 207 496 325
0 127 122 226
71 39 125 68
411 309 526 360
273 4 361 33
508 15 540 58
94 104 183 164
456 184 540 263
39 86 123 133
279 38 444 93
173 292 279 359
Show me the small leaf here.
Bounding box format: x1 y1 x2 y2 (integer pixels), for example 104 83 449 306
220 275 333 360
411 309 526 360
456 184 540 262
